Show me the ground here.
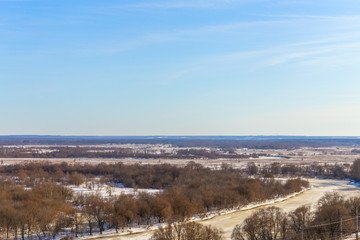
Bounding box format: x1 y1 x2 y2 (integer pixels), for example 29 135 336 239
77 178 360 240
2 145 360 239
1 145 359 169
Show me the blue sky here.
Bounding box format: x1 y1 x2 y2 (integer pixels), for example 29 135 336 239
1 0 360 136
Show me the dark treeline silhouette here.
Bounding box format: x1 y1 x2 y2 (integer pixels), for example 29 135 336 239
352 149 360 154
0 162 309 239
1 136 360 149
232 192 360 240
0 146 258 159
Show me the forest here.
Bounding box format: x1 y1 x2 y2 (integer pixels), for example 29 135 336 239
0 162 309 239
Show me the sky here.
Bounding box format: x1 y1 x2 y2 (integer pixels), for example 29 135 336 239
1 0 360 136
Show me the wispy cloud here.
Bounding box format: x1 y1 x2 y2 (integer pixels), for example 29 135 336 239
160 31 360 82
0 0 32 2
118 0 264 9
217 39 360 67
261 14 360 21
78 19 287 54
263 49 333 66
35 9 360 72
119 1 214 9
88 10 360 55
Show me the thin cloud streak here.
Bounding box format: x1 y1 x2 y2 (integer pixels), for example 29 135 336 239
117 0 265 9
162 34 360 82
82 13 360 55
0 0 31 2
260 14 360 21
199 36 360 66
79 20 288 54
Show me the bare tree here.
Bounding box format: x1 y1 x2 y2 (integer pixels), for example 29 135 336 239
151 222 222 240
231 207 286 240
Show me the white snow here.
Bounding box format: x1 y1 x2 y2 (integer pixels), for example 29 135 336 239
68 182 161 197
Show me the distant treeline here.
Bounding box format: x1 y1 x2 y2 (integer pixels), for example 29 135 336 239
0 146 258 159
0 136 360 149
250 162 352 180
352 149 360 154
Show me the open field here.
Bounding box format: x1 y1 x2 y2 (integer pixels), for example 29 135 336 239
1 144 359 169
1 153 359 169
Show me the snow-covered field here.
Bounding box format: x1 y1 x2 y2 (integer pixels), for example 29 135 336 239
86 178 360 240
68 182 161 197
1 145 359 168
